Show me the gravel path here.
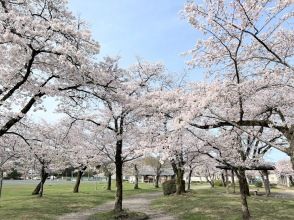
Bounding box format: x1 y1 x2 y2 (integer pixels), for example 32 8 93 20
57 192 176 220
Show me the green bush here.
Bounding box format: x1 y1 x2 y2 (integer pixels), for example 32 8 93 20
255 180 263 188
162 179 176 195
214 180 223 187
4 169 22 180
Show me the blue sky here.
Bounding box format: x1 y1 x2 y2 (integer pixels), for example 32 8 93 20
31 0 288 162
68 0 202 81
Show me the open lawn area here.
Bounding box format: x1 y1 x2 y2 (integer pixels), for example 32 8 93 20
152 184 294 220
0 181 159 220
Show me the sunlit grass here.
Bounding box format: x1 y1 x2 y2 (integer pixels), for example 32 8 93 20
151 184 294 220
0 181 160 220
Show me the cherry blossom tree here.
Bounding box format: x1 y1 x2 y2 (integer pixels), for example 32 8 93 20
181 0 294 173
194 156 221 188
62 58 167 213
20 121 68 197
0 0 100 140
186 125 277 219
275 159 294 186
0 134 24 198
61 120 99 193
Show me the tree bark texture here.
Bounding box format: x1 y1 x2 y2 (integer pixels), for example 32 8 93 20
260 170 270 196
187 169 193 190
32 166 48 197
0 170 3 198
134 164 139 189
236 170 251 220
114 139 123 213
107 173 112 190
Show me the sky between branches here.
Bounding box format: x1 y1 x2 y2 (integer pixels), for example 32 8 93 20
31 0 289 162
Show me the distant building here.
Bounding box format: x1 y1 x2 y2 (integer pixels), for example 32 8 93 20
128 168 174 183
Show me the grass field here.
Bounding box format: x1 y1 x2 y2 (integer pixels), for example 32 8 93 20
0 181 159 220
152 184 294 220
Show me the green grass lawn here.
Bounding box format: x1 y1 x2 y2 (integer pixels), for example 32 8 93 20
152 184 294 220
0 181 159 220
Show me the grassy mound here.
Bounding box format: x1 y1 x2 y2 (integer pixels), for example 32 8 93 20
88 209 149 220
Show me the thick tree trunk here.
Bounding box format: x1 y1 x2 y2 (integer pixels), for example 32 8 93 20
261 170 270 196
225 170 229 193
171 159 185 195
244 177 250 196
187 169 192 191
134 164 139 189
286 127 294 170
73 166 87 193
291 154 294 171
155 174 160 188
73 171 82 193
32 167 48 196
0 170 3 198
288 176 294 186
114 139 123 213
107 173 112 190
176 168 185 195
231 169 236 193
236 170 251 220
221 173 226 187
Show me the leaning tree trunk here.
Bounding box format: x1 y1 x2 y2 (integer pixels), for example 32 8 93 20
187 169 193 191
114 139 123 213
107 173 112 190
206 176 215 188
32 166 48 197
73 166 87 193
244 176 250 196
0 170 3 198
260 170 270 196
236 170 251 220
134 164 139 189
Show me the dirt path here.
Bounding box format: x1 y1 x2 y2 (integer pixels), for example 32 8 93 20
57 192 176 220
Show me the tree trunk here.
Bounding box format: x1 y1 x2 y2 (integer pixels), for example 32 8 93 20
187 169 192 191
231 169 236 193
114 139 123 213
206 176 214 188
134 164 139 189
244 176 250 196
286 127 294 170
32 167 48 196
73 171 82 193
236 170 251 220
155 174 160 188
73 166 87 193
221 173 226 187
237 170 250 196
0 170 3 198
176 168 185 195
225 169 229 193
289 176 294 186
107 173 112 190
261 170 270 196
